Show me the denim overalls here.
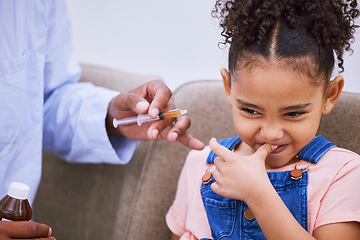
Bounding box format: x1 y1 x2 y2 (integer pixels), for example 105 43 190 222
200 136 335 240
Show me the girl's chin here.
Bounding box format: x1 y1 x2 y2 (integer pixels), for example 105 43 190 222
265 152 298 169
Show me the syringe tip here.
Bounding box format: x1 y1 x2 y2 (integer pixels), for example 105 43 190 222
180 109 187 115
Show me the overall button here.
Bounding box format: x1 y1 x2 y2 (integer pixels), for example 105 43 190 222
202 172 212 185
290 169 303 180
244 208 255 220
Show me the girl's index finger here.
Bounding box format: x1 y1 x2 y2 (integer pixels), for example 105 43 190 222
209 138 235 162
210 138 278 163
253 144 278 160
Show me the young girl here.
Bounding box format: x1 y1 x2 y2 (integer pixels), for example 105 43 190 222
166 0 360 239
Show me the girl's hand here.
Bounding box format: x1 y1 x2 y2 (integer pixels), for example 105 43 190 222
0 221 54 239
106 80 204 150
209 138 276 202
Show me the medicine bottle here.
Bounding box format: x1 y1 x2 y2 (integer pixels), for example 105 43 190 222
0 182 32 221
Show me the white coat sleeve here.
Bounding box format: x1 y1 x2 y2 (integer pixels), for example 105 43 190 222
42 0 137 164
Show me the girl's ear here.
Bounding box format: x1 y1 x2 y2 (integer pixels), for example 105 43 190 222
220 68 232 106
322 76 344 115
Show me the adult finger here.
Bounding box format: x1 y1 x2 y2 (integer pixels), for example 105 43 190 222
252 143 278 160
208 138 234 162
176 132 205 150
147 115 205 150
167 116 191 140
146 118 173 140
145 80 174 118
112 92 150 115
148 122 205 150
2 221 52 239
170 116 205 150
151 115 191 142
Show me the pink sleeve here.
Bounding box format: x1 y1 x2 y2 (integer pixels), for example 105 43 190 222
166 147 212 239
315 157 360 229
166 150 195 237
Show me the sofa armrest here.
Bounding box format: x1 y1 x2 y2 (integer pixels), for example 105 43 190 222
78 63 162 91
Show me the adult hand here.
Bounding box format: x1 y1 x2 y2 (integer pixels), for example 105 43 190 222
0 221 53 239
209 138 276 202
106 80 205 150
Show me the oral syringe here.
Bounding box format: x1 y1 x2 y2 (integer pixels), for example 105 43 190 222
113 108 187 128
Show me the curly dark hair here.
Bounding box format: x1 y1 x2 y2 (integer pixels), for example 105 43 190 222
212 0 359 85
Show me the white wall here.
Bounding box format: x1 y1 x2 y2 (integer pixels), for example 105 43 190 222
67 0 360 93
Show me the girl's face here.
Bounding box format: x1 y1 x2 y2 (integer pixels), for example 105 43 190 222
222 61 343 169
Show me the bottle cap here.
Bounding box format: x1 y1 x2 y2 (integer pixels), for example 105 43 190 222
8 182 30 200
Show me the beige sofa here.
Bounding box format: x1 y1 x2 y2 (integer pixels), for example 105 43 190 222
33 64 360 240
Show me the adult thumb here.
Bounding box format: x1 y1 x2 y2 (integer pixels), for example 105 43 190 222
253 144 278 160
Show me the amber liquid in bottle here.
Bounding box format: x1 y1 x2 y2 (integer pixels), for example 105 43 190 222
0 182 32 221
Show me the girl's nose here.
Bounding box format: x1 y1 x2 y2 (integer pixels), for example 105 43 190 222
260 124 284 142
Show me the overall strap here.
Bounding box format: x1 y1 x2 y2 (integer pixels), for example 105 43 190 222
206 136 241 164
298 135 336 164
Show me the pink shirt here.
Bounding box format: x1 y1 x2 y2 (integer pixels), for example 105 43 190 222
166 146 360 240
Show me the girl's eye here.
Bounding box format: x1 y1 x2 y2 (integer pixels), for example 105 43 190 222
241 108 261 116
285 111 305 119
